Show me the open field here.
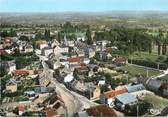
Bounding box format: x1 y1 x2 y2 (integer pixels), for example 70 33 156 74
121 64 161 77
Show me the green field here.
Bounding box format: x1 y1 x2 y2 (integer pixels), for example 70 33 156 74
121 64 161 77
144 94 168 109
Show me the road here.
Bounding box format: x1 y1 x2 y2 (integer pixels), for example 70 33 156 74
38 53 96 117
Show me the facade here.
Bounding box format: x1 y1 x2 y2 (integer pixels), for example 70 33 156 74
0 60 16 74
6 79 18 93
24 44 33 53
41 47 53 57
88 86 101 100
115 93 138 110
76 105 117 117
100 89 127 107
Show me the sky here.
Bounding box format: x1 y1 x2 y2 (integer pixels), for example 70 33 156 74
0 0 168 12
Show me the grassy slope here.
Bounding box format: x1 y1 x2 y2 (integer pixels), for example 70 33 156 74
121 64 161 77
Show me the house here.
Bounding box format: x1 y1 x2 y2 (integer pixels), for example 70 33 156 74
146 78 162 93
24 91 37 100
68 57 82 65
54 45 69 55
114 93 138 110
74 64 89 75
83 58 90 64
18 105 25 116
4 37 12 47
34 86 55 94
160 82 168 97
76 50 85 57
24 43 33 53
0 50 8 56
97 51 108 61
137 77 167 96
84 48 96 58
113 56 127 65
69 51 78 57
42 92 64 109
35 40 48 49
41 47 53 57
100 89 127 107
86 86 101 100
0 60 16 74
67 40 75 47
98 80 106 86
64 72 74 83
126 84 149 98
69 80 87 93
126 84 146 93
12 70 37 76
42 108 57 117
6 79 18 93
75 105 117 117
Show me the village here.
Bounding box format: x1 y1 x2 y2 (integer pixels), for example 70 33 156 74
0 23 168 117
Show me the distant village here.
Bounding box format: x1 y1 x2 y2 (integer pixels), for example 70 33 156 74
0 23 168 117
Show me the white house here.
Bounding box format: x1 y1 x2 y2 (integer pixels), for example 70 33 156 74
83 58 90 64
64 72 74 83
54 45 69 55
41 47 53 57
40 44 48 49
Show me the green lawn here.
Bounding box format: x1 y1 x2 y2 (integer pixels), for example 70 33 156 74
121 64 161 77
144 94 168 109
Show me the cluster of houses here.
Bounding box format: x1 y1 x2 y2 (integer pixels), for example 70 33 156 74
36 36 157 113
4 69 38 94
0 37 34 56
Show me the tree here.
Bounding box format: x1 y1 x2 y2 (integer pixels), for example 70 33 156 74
10 28 17 37
44 29 50 40
19 36 29 41
0 67 7 77
86 27 93 45
156 30 163 55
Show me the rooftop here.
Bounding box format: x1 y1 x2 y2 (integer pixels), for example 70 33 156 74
115 93 137 105
85 105 117 117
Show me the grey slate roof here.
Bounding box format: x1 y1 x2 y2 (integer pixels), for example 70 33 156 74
126 84 145 93
116 93 137 105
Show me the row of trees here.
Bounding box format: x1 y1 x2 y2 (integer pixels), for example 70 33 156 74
94 28 153 54
0 28 17 37
155 30 168 55
94 28 168 56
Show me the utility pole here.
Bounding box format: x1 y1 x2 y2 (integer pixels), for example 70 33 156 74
146 68 149 77
157 63 160 70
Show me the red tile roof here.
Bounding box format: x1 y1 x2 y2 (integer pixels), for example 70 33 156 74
12 70 29 76
103 89 127 99
0 50 9 56
4 38 12 43
85 105 117 117
43 108 57 117
68 57 81 63
114 57 126 63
